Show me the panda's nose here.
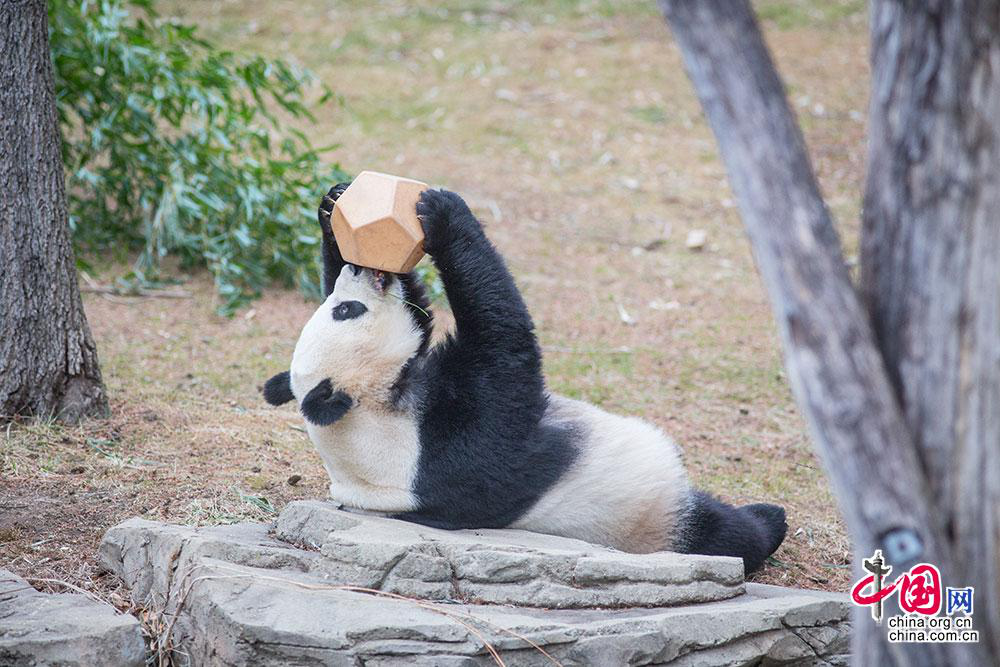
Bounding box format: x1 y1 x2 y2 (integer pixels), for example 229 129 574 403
349 264 362 277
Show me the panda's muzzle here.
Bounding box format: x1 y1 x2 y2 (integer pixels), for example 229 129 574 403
372 270 392 294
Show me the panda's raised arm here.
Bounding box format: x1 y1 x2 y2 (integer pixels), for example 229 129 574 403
318 182 352 297
416 190 535 346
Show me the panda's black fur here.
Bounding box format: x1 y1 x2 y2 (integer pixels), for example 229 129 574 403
264 183 788 574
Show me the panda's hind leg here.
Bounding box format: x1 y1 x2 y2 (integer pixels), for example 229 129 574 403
675 490 787 574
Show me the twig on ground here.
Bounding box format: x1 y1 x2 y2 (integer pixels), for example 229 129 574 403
24 577 118 609
79 271 191 299
81 286 192 299
157 564 565 667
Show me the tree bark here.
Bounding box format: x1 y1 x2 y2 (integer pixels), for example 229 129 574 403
862 1 1000 659
0 0 108 422
657 1 994 664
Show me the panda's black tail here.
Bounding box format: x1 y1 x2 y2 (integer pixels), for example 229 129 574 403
673 490 787 574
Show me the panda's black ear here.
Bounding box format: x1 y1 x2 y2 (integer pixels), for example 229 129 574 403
263 371 295 406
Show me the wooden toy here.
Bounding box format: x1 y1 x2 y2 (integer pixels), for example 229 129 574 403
330 171 428 273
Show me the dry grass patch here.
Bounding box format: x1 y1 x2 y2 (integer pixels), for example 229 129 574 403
3 0 871 600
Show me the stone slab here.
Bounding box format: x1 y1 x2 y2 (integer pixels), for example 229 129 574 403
100 505 851 666
103 554 849 666
0 569 145 667
273 500 745 608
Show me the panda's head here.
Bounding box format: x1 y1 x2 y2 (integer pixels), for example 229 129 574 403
288 264 430 405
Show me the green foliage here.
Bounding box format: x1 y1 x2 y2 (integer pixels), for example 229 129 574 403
49 0 348 314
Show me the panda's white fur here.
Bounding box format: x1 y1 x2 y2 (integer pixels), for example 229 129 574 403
511 395 690 553
264 185 787 573
289 267 422 512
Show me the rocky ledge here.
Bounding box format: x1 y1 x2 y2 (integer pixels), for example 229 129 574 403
0 569 144 667
99 500 850 666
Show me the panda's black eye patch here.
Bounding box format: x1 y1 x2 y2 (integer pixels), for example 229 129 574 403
332 300 367 321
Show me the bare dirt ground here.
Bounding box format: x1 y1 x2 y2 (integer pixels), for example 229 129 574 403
1 0 869 603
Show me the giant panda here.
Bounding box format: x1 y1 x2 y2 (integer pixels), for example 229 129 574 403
263 183 788 573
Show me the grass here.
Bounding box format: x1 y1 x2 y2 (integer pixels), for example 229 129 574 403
545 344 637 407
0 0 871 600
757 0 866 29
629 105 669 124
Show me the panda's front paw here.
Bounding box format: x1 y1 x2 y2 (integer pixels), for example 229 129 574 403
416 189 476 256
301 378 353 426
318 181 352 235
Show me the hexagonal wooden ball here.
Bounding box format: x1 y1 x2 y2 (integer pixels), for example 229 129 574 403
330 171 428 273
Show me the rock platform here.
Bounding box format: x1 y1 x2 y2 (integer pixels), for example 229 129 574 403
99 500 851 665
0 569 144 667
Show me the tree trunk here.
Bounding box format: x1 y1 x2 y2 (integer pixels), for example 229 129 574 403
0 0 108 423
657 1 996 664
862 1 1000 660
